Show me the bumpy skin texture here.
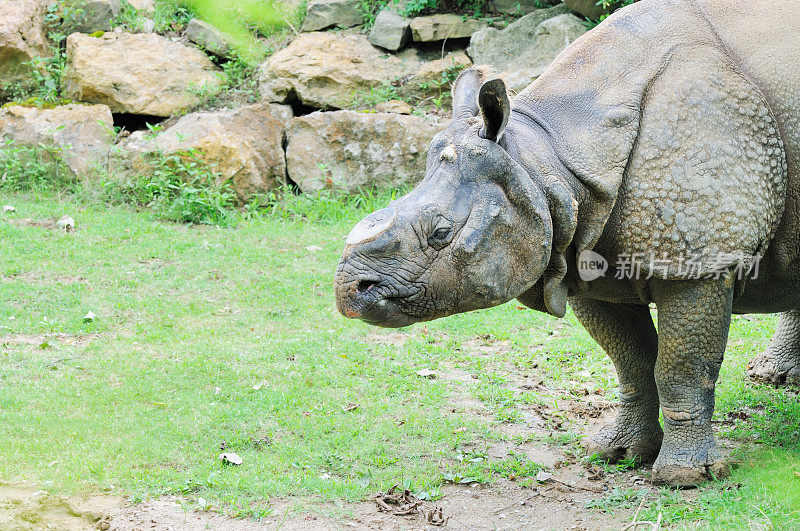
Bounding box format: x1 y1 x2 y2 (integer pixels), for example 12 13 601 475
335 0 800 487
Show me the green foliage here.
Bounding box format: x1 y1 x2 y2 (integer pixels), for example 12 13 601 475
0 141 75 193
345 83 401 109
104 149 237 225
358 0 487 28
253 185 411 225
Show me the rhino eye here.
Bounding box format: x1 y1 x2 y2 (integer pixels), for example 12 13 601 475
428 227 452 250
432 227 451 240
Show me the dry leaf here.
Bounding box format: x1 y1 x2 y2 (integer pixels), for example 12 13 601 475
305 245 323 252
342 402 360 412
2 205 16 213
535 470 553 482
416 369 436 379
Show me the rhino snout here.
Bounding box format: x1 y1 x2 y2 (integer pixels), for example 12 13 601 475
334 262 415 328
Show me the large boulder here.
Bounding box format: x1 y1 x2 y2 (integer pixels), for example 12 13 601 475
0 103 114 177
409 14 488 42
62 32 223 117
302 0 362 31
285 110 446 193
467 7 585 92
368 6 411 51
113 103 291 200
0 0 49 97
259 32 421 109
259 32 470 110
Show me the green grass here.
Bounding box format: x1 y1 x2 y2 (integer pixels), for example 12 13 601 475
1 191 799 527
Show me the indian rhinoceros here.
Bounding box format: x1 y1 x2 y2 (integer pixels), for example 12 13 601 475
333 0 800 487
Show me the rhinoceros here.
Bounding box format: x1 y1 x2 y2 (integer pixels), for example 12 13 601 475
334 0 800 486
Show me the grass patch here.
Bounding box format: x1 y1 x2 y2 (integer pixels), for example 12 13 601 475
1 192 799 527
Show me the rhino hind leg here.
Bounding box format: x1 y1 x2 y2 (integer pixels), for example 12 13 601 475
747 310 800 386
649 279 733 487
570 300 662 465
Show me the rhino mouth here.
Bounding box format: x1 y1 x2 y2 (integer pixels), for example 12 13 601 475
334 266 421 328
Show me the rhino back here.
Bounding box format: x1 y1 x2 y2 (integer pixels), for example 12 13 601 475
514 0 796 279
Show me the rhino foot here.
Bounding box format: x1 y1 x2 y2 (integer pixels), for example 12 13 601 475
650 429 729 488
747 310 800 387
585 422 663 465
747 350 800 387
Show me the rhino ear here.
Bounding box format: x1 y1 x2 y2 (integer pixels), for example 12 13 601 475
478 78 510 143
451 67 490 120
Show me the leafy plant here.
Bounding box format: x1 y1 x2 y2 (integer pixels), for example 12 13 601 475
0 141 75 192
105 149 237 225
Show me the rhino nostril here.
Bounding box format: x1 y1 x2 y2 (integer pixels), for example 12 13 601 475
357 279 379 293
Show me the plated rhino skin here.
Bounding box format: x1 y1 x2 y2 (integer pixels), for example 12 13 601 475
334 0 800 487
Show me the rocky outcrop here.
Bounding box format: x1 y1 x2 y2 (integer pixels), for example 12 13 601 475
0 0 49 96
467 7 585 92
409 14 488 42
185 19 235 59
285 111 446 193
368 6 411 51
302 0 362 31
0 103 114 176
62 32 223 117
259 33 421 109
259 32 471 109
114 103 291 200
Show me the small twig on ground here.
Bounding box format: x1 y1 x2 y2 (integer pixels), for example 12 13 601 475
550 478 604 493
43 356 79 369
621 511 662 530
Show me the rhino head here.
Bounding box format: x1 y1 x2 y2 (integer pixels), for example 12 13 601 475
334 68 569 328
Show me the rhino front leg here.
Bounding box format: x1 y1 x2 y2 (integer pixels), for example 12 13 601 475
650 279 732 487
747 310 800 386
571 300 662 464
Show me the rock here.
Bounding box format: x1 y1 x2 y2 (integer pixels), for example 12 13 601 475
285 110 446 193
259 32 421 109
127 0 155 13
186 18 235 59
467 7 585 92
64 0 122 34
0 103 114 177
62 32 222 117
0 0 49 97
376 100 413 114
491 0 559 15
114 103 291 200
563 0 610 19
368 6 411 51
409 14 488 42
403 50 471 102
302 0 362 31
